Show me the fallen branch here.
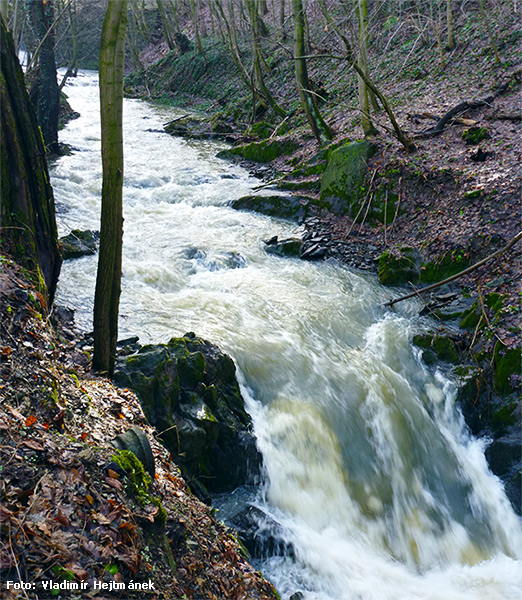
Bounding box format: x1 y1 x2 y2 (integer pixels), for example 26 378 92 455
384 231 522 308
415 71 520 137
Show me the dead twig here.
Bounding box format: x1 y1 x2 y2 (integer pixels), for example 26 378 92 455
384 231 522 307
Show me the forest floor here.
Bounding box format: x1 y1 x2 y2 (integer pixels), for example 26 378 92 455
0 259 279 600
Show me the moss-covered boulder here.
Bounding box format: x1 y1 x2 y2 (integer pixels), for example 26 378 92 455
420 251 471 284
164 114 235 139
493 344 521 394
264 236 303 257
319 140 376 215
60 229 99 259
114 333 261 499
231 194 313 222
218 138 299 163
412 332 460 364
454 364 521 514
378 247 421 286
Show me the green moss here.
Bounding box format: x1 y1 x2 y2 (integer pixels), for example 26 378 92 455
462 127 489 144
220 138 299 163
420 252 470 284
112 449 152 496
412 333 459 363
492 402 518 428
493 345 521 394
319 140 376 215
247 121 273 139
459 299 481 329
378 247 421 286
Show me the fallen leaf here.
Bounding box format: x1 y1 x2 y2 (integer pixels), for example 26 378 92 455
85 494 94 505
21 439 44 451
104 477 122 491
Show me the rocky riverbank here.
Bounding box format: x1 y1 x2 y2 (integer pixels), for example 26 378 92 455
0 259 280 600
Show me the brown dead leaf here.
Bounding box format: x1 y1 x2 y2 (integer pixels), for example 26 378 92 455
21 439 44 451
104 477 122 491
55 508 70 527
106 469 119 480
85 494 94 505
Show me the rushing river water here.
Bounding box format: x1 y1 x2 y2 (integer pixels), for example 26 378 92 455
53 71 522 600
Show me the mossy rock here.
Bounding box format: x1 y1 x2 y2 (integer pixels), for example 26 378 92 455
462 127 490 145
420 251 471 284
230 194 312 222
218 138 299 163
459 293 504 329
264 237 303 257
246 121 273 140
412 332 459 363
60 229 99 259
319 140 376 215
114 333 261 497
278 179 321 193
378 247 421 286
493 345 521 394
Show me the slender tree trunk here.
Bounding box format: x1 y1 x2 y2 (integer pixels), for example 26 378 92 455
246 0 286 117
26 0 60 154
189 0 205 57
291 0 332 143
446 0 455 50
478 0 501 65
355 0 377 136
93 0 128 376
0 1 8 20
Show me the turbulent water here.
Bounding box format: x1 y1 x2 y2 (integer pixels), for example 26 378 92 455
53 71 522 600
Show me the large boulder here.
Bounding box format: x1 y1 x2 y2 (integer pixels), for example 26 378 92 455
60 229 99 259
114 333 262 499
218 138 299 163
231 194 312 222
378 247 422 286
319 140 376 215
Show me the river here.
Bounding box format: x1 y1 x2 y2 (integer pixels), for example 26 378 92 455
52 71 522 600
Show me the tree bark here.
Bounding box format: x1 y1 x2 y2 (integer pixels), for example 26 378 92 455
26 0 60 154
0 16 61 306
93 0 128 376
355 0 377 136
291 0 332 143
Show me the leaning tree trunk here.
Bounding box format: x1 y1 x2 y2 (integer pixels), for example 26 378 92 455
291 0 332 143
26 0 60 154
0 16 61 306
93 0 128 376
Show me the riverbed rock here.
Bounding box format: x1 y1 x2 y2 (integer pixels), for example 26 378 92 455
412 331 460 364
218 137 300 163
454 364 521 514
114 333 262 499
231 194 312 222
60 229 100 259
164 114 236 140
378 247 421 286
319 140 376 215
264 236 303 257
228 505 294 559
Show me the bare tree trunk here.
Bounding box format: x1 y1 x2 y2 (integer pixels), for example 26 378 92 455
354 0 377 136
478 0 501 65
93 0 128 376
246 0 286 117
446 0 455 50
291 0 332 143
